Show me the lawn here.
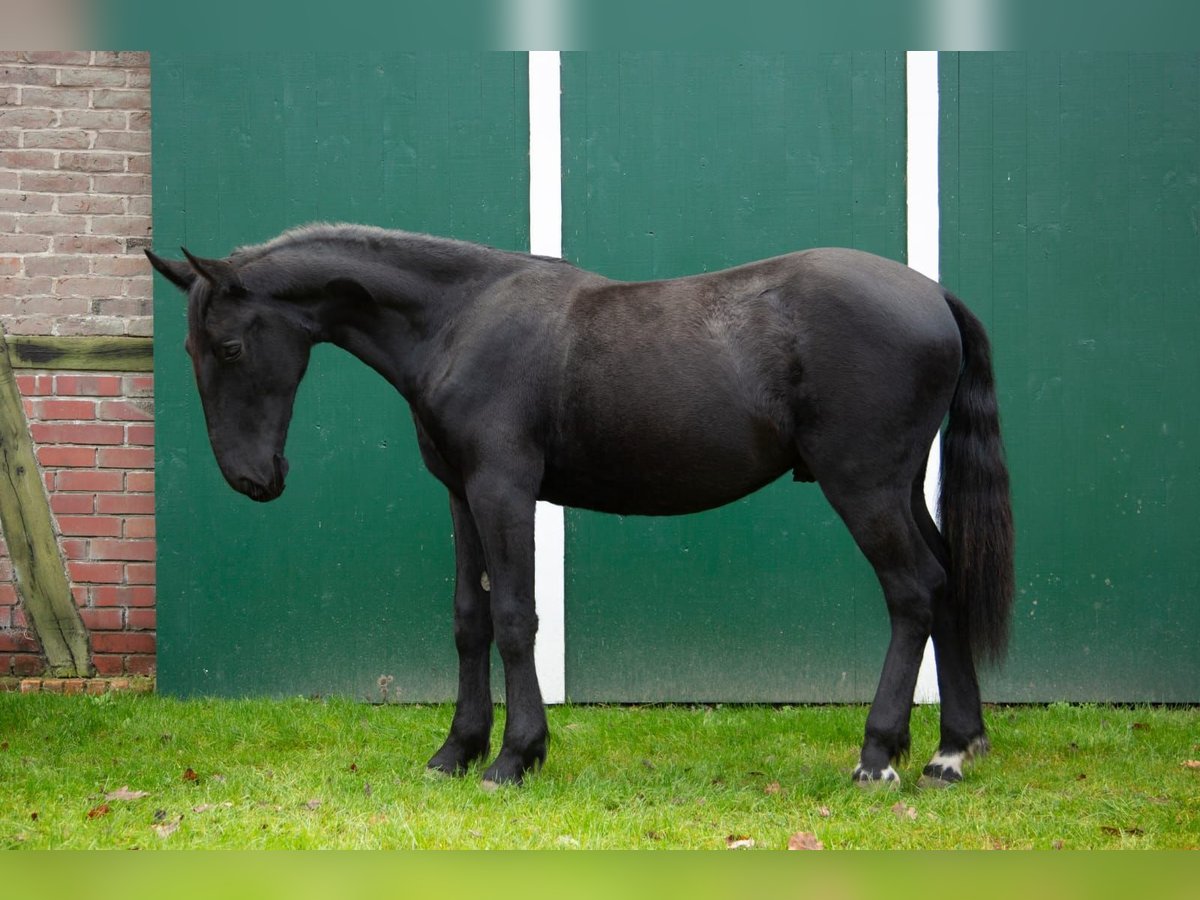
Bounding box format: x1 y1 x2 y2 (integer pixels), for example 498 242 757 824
0 694 1197 849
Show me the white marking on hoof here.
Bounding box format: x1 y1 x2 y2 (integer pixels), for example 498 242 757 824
853 764 901 790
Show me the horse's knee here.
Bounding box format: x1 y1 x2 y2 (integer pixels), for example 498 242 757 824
491 601 538 658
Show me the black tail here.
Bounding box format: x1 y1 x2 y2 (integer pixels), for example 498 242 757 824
940 292 1015 667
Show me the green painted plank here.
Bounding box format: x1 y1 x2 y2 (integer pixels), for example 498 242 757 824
561 52 907 701
940 52 1200 701
152 52 529 699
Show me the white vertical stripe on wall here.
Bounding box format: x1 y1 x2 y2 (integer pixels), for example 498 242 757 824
528 50 567 704
907 50 942 705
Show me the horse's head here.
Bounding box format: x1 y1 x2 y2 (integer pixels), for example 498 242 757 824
146 247 313 502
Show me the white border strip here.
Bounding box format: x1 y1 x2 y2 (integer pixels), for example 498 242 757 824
907 50 942 705
529 50 566 704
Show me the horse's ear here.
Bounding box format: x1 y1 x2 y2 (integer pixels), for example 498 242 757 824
181 247 246 295
144 249 196 292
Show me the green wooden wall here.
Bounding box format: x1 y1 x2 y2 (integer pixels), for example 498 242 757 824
152 53 529 698
560 52 908 701
940 53 1200 700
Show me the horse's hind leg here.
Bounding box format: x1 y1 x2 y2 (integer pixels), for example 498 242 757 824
427 492 495 775
818 478 946 788
911 485 989 788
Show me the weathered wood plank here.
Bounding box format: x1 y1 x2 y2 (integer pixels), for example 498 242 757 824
3 335 153 372
0 325 92 676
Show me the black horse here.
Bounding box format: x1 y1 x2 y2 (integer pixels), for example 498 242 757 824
147 223 1013 789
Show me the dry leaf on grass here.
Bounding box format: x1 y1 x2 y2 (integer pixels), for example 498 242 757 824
787 831 824 850
818 806 832 818
153 815 183 838
305 799 322 810
182 768 198 782
105 786 149 802
86 803 110 819
891 802 918 821
764 781 782 795
725 834 755 849
1182 760 1200 770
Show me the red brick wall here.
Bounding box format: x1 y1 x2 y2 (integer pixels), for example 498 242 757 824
0 51 154 678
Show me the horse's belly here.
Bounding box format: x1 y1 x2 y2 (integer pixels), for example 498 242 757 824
540 416 793 516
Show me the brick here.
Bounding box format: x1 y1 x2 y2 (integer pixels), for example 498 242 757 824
126 154 151 175
127 110 151 132
58 194 126 215
91 539 155 561
56 469 123 492
93 298 152 317
13 654 44 676
62 678 86 695
56 276 128 298
6 297 91 317
20 87 92 109
20 171 90 193
0 85 16 104
97 447 154 469
16 373 52 396
0 64 58 85
127 71 151 90
43 471 54 491
92 52 150 68
56 516 121 537
1 149 59 170
96 493 154 515
57 152 127 173
126 608 155 630
21 51 91 65
21 129 92 150
42 678 65 693
18 215 89 235
0 583 16 606
0 256 20 276
0 172 17 190
0 630 40 652
50 493 94 514
79 607 123 631
55 316 129 337
85 679 108 695
124 375 154 396
34 398 96 420
91 655 124 675
59 109 126 130
57 66 128 87
0 191 55 213
125 563 155 584
126 196 151 217
91 255 149 277
125 318 154 337
92 174 150 195
92 90 149 110
24 256 90 277
91 585 155 608
67 561 123 584
89 215 152 237
124 517 155 539
60 539 88 559
99 399 152 421
125 655 156 676
0 275 53 296
92 632 155 654
0 234 50 253
66 564 123 585
55 375 123 396
0 108 57 128
52 234 125 255
30 422 125 445
36 446 96 468
95 131 150 152
125 471 154 491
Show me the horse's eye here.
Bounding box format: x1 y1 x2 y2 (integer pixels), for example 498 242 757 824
220 340 243 361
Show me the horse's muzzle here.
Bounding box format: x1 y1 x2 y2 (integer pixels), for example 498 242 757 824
234 454 289 502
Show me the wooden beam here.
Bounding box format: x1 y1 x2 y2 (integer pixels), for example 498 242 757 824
0 325 92 676
3 335 153 372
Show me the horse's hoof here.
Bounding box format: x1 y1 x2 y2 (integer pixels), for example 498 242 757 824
852 765 900 790
917 766 962 790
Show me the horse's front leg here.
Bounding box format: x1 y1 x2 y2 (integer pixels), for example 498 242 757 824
427 492 494 775
464 470 546 787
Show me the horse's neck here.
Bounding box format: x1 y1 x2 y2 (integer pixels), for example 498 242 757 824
291 238 515 398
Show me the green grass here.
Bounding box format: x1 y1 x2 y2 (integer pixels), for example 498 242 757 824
0 695 1197 849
